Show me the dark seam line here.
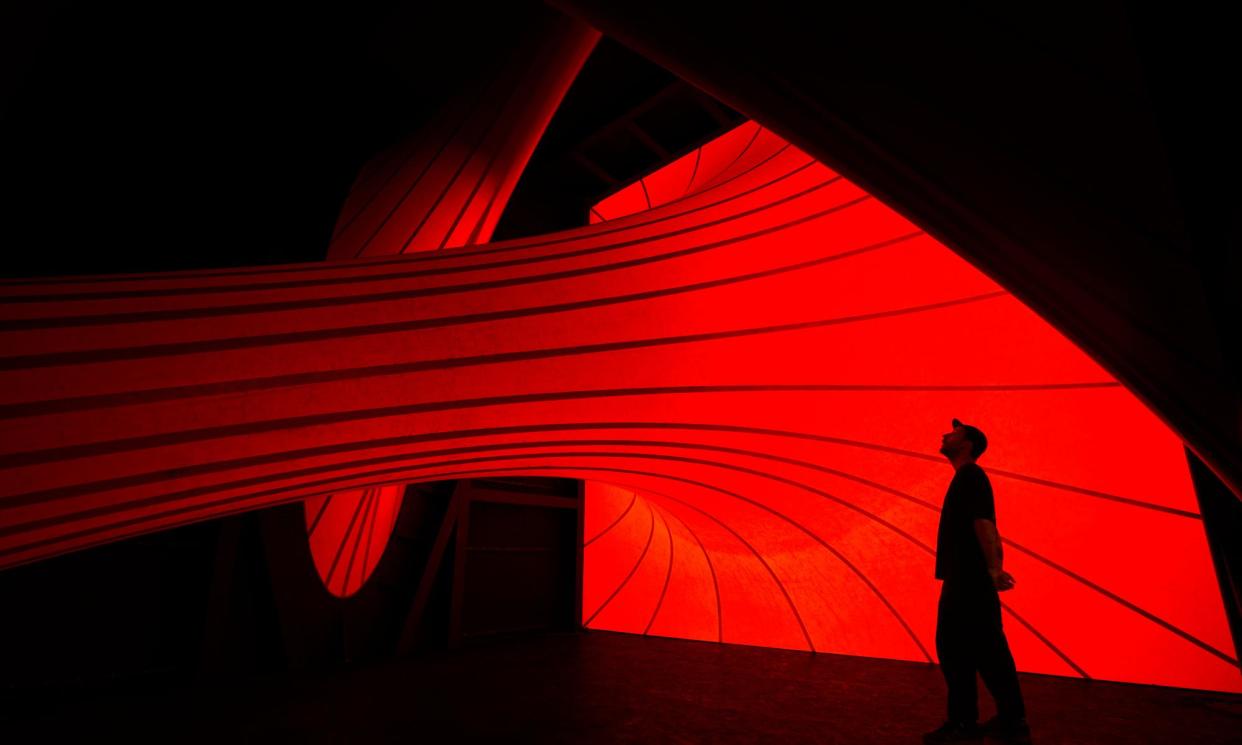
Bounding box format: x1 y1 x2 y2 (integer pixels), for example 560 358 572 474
398 79 518 255
506 460 1219 668
589 131 791 229
476 461 1089 669
457 149 509 250
0 466 512 567
8 204 906 399
619 457 925 660
353 87 492 259
1001 534 1228 668
0 129 794 293
695 123 764 192
7 386 1190 530
0 431 930 532
331 149 399 239
12 284 1023 426
463 146 512 247
0 366 1111 426
333 131 428 242
681 147 703 198
570 444 1215 665
11 304 1089 471
0 456 1099 678
460 19 572 247
0 434 1173 671
441 136 505 250
584 501 655 626
0 221 928 376
993 601 1089 678
341 491 377 595
399 62 530 255
445 52 545 251
643 503 675 635
683 141 793 205
654 496 722 642
306 493 335 537
0 157 820 309
360 488 381 585
232 444 1214 665
0 454 1048 675
353 489 381 590
0 142 804 291
584 490 638 546
0 162 831 336
763 74 1218 370
323 489 371 588
2 380 1130 505
639 179 652 210
0 458 919 665
640 486 816 653
334 151 393 233
334 96 474 241
7 447 1219 673
3 189 879 372
692 125 763 195
606 140 797 227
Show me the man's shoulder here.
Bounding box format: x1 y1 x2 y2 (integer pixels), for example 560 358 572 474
960 462 992 487
961 461 987 476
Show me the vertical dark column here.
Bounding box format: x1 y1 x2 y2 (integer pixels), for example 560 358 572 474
1187 449 1242 667
576 479 586 628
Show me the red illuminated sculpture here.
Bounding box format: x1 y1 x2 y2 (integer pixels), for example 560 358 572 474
0 9 1237 700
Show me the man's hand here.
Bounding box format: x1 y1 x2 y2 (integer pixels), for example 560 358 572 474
975 519 1014 591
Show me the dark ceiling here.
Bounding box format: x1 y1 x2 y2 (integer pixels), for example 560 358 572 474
0 2 739 277
493 37 744 241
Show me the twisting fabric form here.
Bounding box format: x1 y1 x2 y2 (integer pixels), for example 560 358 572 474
0 116 1235 691
306 15 599 597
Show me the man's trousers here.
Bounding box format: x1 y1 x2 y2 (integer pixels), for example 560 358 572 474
935 578 1026 724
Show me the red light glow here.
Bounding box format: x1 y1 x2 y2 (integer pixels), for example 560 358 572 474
0 118 1235 692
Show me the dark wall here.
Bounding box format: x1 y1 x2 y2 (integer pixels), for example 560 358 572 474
0 2 608 700
0 1 562 277
0 517 228 691
0 477 584 704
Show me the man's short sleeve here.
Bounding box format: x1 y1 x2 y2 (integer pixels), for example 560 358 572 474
967 466 996 522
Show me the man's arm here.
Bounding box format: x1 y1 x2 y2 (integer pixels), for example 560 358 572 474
974 518 1015 591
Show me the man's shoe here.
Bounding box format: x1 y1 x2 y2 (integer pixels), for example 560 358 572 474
922 720 983 743
979 715 1031 741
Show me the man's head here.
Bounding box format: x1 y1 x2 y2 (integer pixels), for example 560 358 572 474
939 418 988 461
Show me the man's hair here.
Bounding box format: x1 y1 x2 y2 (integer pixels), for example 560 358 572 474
953 419 988 459
963 427 987 459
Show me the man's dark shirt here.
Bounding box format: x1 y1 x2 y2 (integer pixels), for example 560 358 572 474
934 462 996 581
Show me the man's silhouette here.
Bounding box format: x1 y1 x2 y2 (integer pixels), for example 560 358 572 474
923 419 1029 743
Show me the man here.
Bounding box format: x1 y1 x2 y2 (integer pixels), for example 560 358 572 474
923 419 1029 744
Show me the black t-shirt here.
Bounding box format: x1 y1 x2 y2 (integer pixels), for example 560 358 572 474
934 462 996 581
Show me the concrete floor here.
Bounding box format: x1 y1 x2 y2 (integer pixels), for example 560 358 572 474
6 631 1241 743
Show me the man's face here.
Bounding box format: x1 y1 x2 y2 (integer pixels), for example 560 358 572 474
939 426 970 459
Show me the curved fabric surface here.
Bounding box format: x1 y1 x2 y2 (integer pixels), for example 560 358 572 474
304 484 404 597
551 0 1242 519
305 17 599 597
0 120 1235 692
580 122 1238 692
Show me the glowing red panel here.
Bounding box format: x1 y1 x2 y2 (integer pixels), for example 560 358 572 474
577 123 1239 693
327 23 600 259
304 21 599 597
0 119 1235 697
304 484 404 597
